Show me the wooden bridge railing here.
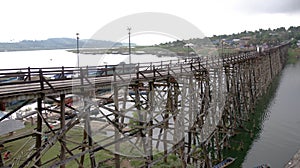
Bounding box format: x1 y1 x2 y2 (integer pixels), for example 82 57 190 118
0 41 290 101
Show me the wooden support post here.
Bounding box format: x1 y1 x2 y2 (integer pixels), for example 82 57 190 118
248 60 255 113
80 131 87 167
28 67 31 81
180 141 186 168
187 75 194 164
62 66 65 78
268 52 273 79
148 81 154 165
35 97 43 167
121 85 128 124
105 65 108 76
79 67 87 167
136 64 140 79
86 106 96 168
202 143 210 168
180 77 188 165
235 65 242 122
163 79 171 164
216 129 221 161
80 68 84 92
0 152 3 167
187 131 192 163
39 69 44 90
60 94 66 168
134 79 147 165
113 67 120 168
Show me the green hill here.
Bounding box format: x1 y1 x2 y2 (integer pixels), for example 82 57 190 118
0 38 122 52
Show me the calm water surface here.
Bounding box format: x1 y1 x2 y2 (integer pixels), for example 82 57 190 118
242 61 300 167
0 49 178 69
0 50 76 68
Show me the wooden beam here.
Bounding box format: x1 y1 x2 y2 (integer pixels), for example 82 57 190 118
35 97 43 167
60 94 66 168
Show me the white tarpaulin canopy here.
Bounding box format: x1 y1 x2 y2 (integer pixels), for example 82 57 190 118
0 119 25 135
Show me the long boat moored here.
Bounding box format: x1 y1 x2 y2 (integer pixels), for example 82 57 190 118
213 157 236 168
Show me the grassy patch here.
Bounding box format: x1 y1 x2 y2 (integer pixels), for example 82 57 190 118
0 123 115 167
287 48 300 64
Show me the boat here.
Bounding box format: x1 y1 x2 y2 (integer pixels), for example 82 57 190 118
213 157 236 168
254 164 271 168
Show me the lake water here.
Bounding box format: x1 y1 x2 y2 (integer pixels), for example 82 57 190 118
0 50 77 69
0 49 179 69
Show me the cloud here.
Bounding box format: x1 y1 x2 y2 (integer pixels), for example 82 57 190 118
235 0 300 14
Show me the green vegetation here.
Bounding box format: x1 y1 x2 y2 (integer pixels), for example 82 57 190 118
0 38 121 52
0 123 113 167
130 153 183 168
287 48 300 64
2 26 299 56
2 120 182 167
156 26 300 56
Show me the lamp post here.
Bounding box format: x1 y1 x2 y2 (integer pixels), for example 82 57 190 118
127 27 131 64
76 33 80 68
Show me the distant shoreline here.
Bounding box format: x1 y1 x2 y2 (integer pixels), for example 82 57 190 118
0 47 74 52
0 38 121 52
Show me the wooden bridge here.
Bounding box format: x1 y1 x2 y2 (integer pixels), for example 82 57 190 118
0 42 290 167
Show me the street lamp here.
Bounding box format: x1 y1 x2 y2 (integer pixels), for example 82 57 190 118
127 27 131 64
76 33 80 68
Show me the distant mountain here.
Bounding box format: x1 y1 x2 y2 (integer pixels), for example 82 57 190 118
0 38 122 52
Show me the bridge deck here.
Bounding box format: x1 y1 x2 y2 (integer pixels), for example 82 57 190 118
0 48 268 101
0 59 209 100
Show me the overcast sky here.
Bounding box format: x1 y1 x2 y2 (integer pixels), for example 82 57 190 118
0 0 299 45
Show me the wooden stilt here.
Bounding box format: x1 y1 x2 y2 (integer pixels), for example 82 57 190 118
60 94 66 168
35 97 43 167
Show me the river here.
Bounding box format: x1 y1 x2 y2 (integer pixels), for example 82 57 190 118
240 61 300 167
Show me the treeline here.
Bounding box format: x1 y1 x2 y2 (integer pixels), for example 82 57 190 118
210 26 300 48
0 38 122 52
158 26 300 48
